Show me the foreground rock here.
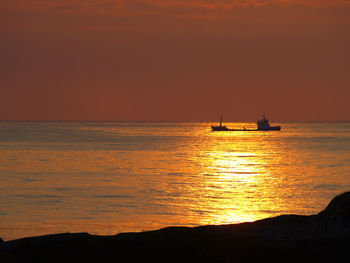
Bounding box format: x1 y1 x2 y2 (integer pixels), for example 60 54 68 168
1 192 350 263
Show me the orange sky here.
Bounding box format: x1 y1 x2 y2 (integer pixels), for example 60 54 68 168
1 0 349 121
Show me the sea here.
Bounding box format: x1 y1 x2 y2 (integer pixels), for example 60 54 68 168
0 121 350 241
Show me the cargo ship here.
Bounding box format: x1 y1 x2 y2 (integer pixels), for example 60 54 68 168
211 113 281 131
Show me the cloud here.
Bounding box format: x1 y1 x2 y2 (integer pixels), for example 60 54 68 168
3 0 349 35
4 0 350 16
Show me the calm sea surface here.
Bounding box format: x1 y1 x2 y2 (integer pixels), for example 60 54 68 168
0 122 350 241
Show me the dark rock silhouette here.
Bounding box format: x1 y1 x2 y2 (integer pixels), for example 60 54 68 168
1 192 350 262
0 237 3 243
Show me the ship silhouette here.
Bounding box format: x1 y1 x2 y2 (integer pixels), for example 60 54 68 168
211 112 281 131
211 115 229 131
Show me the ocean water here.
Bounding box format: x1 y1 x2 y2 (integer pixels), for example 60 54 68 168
0 121 350 241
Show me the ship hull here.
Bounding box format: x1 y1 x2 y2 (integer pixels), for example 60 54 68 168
211 126 281 131
211 126 229 131
258 126 281 131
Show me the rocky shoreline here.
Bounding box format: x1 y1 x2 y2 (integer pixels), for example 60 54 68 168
1 192 350 262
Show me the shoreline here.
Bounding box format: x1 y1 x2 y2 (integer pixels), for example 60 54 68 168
1 192 350 262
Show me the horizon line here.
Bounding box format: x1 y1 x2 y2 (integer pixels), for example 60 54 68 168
0 120 349 123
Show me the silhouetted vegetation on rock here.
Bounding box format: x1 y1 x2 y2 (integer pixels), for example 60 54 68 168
1 192 350 262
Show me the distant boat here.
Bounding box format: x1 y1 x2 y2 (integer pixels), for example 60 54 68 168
211 112 281 131
256 112 281 131
211 115 229 131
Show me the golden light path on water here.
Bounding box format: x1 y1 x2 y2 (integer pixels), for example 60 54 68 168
200 151 266 224
184 127 280 225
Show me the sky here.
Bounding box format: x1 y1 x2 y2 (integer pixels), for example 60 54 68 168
1 0 350 121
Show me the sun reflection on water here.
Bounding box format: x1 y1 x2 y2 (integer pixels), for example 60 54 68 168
187 128 284 226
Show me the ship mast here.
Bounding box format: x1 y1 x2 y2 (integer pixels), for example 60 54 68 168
220 114 223 127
